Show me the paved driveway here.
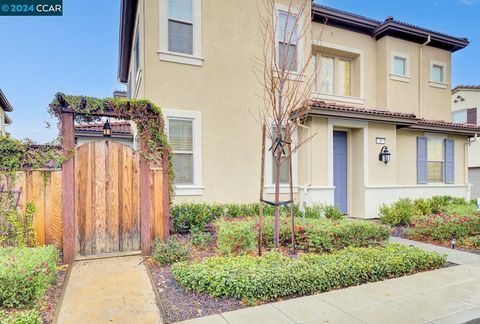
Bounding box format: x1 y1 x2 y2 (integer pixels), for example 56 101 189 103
56 256 162 324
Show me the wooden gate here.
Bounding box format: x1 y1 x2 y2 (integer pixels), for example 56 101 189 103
75 141 142 256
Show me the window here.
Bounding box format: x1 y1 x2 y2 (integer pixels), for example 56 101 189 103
431 64 444 83
168 0 193 54
427 138 444 182
393 56 407 76
165 109 203 195
318 55 352 96
319 56 334 94
159 0 202 66
134 23 140 78
338 59 351 96
169 119 193 184
277 11 298 72
271 126 290 184
452 110 467 123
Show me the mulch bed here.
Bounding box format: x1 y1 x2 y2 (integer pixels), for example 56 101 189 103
40 263 69 324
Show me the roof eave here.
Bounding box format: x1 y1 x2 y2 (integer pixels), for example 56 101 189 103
307 107 417 126
406 125 480 137
75 131 133 139
118 0 138 84
4 114 12 125
0 90 13 112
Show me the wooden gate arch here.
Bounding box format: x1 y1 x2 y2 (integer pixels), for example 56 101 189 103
60 108 170 264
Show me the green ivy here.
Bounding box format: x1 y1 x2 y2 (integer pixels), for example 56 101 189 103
48 93 175 202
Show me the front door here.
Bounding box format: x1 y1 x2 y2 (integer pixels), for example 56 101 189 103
333 131 347 214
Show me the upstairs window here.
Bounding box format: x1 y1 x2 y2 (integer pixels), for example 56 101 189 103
431 64 444 83
134 25 140 78
452 108 477 124
393 56 407 76
277 11 298 72
168 0 193 54
318 55 352 96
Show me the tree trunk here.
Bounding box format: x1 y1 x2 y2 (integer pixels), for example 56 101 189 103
258 123 266 256
288 132 295 253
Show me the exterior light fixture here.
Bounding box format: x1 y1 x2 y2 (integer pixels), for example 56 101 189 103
378 146 391 165
103 119 112 137
451 235 456 249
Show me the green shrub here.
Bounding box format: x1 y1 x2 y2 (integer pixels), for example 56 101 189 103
216 217 389 254
216 219 256 255
0 246 59 308
413 198 432 216
429 195 468 214
379 198 417 226
0 309 41 324
151 237 190 266
442 203 479 217
0 203 36 248
190 227 212 249
304 204 344 220
172 244 446 302
171 202 305 233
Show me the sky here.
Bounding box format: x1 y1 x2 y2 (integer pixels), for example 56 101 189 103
1 0 479 143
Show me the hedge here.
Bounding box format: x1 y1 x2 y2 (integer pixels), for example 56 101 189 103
0 309 41 324
171 244 446 302
215 217 390 255
0 246 59 308
171 202 342 233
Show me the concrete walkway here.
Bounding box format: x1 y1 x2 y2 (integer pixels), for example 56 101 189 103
56 256 162 324
390 236 480 265
178 243 480 324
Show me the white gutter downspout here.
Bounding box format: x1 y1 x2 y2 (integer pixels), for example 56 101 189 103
297 123 311 210
419 35 431 118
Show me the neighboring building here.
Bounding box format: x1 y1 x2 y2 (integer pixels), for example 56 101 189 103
118 1 480 218
75 121 134 147
0 89 13 136
452 85 480 199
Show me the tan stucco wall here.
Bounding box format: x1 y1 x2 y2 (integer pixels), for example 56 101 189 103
125 0 466 211
0 109 5 136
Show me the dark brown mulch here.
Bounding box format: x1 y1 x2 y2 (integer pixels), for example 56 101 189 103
40 263 69 324
148 261 245 323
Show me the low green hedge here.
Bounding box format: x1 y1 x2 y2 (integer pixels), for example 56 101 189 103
379 196 471 226
0 309 41 324
215 217 390 255
171 202 343 233
0 246 59 308
407 213 480 243
172 244 446 302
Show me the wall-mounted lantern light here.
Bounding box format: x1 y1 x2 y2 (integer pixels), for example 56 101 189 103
451 235 456 249
103 119 112 137
378 146 391 165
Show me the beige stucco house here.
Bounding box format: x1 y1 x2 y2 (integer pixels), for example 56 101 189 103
452 85 480 199
118 0 480 218
0 89 13 136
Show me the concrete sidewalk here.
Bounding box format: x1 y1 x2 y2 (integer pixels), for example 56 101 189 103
177 243 480 324
56 256 162 324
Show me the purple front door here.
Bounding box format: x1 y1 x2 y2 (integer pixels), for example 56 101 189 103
333 131 347 214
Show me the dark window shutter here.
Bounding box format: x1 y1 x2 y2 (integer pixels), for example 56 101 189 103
417 137 428 184
467 108 477 125
444 139 455 184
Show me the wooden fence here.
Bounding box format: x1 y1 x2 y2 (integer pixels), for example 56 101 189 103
2 166 166 252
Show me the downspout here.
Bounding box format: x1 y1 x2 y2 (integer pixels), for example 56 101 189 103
297 123 311 210
419 35 431 118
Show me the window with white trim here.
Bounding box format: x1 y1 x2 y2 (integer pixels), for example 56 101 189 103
427 138 444 182
277 11 298 72
317 55 352 96
431 64 444 83
168 0 193 54
159 0 202 66
165 109 203 195
390 52 410 81
393 56 407 76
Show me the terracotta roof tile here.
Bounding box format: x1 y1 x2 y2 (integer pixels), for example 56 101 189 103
452 85 480 93
308 100 417 119
307 100 480 134
75 121 133 135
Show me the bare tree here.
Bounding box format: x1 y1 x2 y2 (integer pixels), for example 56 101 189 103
254 0 319 250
